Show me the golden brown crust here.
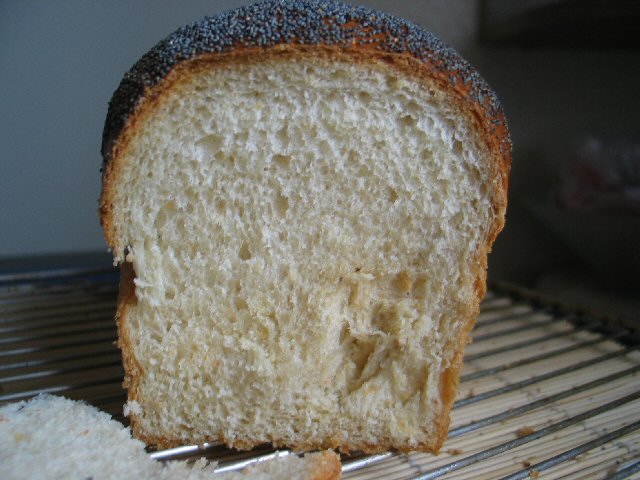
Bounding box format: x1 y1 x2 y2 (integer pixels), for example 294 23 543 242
306 450 342 480
125 431 437 455
114 262 145 441
102 4 510 455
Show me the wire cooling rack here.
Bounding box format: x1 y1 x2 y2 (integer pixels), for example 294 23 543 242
1 268 639 479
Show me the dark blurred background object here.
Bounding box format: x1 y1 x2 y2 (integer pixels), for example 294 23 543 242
479 0 640 50
1 0 639 320
526 136 640 316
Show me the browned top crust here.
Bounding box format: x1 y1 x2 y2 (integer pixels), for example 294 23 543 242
101 0 510 171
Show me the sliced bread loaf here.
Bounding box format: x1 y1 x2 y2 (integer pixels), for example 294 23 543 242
100 0 510 453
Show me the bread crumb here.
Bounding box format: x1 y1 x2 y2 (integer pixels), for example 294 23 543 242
529 469 539 479
446 448 463 455
516 426 535 437
192 458 212 471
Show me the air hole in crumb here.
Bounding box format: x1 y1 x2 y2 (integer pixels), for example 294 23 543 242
279 266 289 280
215 198 226 212
374 140 386 150
388 188 399 203
339 325 349 343
319 139 332 156
346 338 378 393
406 100 420 113
395 271 411 293
235 131 249 145
215 151 235 168
325 90 340 103
358 91 372 103
239 242 252 261
278 231 288 242
412 275 427 299
235 297 248 310
195 105 208 118
453 139 463 155
155 200 176 229
420 148 434 161
277 126 289 145
400 115 417 128
275 192 289 217
386 75 400 89
272 154 290 169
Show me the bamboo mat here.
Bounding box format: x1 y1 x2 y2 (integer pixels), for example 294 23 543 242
1 270 639 479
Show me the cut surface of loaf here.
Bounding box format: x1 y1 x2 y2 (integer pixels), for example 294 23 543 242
0 395 341 480
100 1 510 454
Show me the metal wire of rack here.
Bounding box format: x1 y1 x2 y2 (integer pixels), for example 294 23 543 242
0 269 639 479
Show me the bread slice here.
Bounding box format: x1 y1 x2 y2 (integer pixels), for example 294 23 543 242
0 394 341 480
100 0 510 454
1 394 167 479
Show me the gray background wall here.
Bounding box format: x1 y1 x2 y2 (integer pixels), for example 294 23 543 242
2 1 639 289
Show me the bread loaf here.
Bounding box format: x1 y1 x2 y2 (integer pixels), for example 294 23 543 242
100 0 510 454
0 395 341 480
